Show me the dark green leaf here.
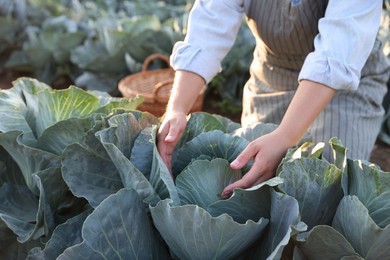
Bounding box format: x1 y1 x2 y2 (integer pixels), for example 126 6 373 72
345 159 390 227
172 130 249 176
62 143 122 208
59 189 171 260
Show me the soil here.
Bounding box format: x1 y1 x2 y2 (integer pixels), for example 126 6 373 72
1 72 389 172
370 140 390 171
0 70 22 89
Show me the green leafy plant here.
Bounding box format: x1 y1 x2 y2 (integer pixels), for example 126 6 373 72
294 159 390 259
1 0 193 94
0 77 143 259
1 78 390 260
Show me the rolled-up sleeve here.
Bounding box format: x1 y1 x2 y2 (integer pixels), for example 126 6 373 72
170 0 244 84
298 0 382 91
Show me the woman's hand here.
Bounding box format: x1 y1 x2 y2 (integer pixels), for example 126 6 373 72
156 70 206 173
221 130 292 199
221 80 336 198
157 111 188 172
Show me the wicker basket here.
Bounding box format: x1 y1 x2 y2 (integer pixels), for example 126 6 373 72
118 53 204 117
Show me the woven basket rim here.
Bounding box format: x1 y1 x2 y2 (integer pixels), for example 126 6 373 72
118 53 175 101
118 53 206 105
118 68 175 101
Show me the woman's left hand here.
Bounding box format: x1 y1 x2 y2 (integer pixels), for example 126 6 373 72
221 80 337 199
221 130 292 199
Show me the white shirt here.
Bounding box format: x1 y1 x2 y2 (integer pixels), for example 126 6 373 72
170 0 383 91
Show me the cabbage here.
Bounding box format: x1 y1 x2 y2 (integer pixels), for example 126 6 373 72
1 78 390 259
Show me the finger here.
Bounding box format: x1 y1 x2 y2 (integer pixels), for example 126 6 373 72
157 122 178 154
230 143 258 170
164 124 182 143
221 158 271 199
221 177 269 199
157 123 173 165
157 122 170 144
221 173 259 199
157 139 174 178
157 136 174 165
161 153 173 172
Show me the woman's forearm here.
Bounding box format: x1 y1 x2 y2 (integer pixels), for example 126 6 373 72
166 70 206 115
275 80 337 146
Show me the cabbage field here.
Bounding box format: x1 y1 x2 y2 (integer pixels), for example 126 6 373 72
1 1 390 259
0 77 389 260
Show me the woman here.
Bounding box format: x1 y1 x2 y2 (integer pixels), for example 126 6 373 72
157 0 390 198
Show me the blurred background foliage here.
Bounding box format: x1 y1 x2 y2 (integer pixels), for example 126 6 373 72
0 0 254 104
0 0 194 95
0 0 388 116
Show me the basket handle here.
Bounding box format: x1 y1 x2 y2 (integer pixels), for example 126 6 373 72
142 53 170 72
152 80 174 101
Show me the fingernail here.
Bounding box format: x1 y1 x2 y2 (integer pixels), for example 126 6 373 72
230 160 240 168
221 191 232 199
165 135 174 142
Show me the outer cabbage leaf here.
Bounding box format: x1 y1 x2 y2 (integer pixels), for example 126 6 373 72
0 219 44 260
61 110 172 208
208 177 284 224
150 158 300 260
93 95 144 115
343 159 390 228
27 209 92 260
130 127 154 178
333 196 390 259
62 143 122 208
62 111 160 208
59 115 123 194
276 138 346 229
242 190 307 260
0 88 32 136
150 158 272 259
97 112 159 158
294 226 361 260
97 128 160 206
232 122 278 141
0 183 42 242
0 131 60 194
36 117 96 155
176 112 226 148
150 199 268 260
95 112 169 204
58 189 171 260
0 165 68 243
175 158 284 223
296 195 390 259
36 108 145 155
0 77 142 144
34 86 104 136
0 80 144 247
0 78 50 145
0 146 24 186
277 157 343 229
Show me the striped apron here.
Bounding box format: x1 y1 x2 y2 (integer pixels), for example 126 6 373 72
242 0 390 160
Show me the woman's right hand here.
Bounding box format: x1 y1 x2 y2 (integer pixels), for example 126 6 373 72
157 70 206 173
157 111 188 172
